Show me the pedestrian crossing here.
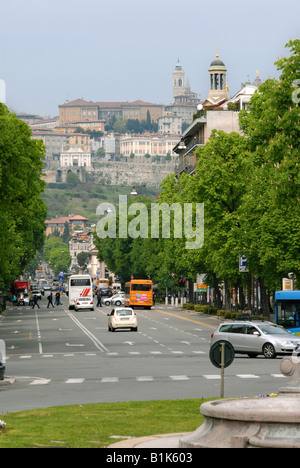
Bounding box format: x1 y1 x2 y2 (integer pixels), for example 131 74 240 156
6 349 206 359
24 372 286 386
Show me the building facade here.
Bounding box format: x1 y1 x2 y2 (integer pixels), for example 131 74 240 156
58 99 99 126
120 134 178 163
45 215 88 237
158 112 182 135
60 145 91 167
59 98 165 125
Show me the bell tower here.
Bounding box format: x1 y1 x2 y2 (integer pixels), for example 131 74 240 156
204 51 228 108
173 59 185 103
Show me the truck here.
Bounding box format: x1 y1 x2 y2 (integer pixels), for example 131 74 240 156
11 280 30 295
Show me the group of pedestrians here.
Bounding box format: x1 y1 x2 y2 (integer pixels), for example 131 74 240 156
31 291 63 309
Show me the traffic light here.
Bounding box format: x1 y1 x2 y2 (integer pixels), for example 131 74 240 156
178 279 185 287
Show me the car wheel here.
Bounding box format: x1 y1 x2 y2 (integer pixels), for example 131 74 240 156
105 301 110 306
115 300 121 306
263 343 276 359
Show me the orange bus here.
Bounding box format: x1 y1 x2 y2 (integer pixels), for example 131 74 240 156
97 278 110 289
125 279 153 309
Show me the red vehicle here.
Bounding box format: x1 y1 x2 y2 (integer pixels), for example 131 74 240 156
11 280 30 295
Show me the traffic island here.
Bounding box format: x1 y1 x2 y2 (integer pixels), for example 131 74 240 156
180 355 300 448
0 377 14 386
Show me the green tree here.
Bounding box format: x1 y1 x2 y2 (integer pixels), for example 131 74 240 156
77 251 90 268
0 104 46 290
239 38 300 293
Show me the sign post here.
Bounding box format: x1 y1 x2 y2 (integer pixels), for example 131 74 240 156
209 340 235 397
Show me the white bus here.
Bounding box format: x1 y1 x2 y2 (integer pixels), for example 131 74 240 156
68 274 93 310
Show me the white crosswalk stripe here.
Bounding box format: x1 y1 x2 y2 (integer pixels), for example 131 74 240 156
22 372 287 386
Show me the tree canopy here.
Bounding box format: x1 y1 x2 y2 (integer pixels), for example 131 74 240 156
0 104 47 290
93 39 300 315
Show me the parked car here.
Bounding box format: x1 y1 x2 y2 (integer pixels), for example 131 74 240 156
107 307 138 332
17 293 30 306
103 294 125 307
74 296 94 311
210 319 300 359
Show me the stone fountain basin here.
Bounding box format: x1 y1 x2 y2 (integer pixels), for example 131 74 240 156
180 397 300 448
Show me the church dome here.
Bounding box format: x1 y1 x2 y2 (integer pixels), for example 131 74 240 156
210 58 225 67
209 53 226 69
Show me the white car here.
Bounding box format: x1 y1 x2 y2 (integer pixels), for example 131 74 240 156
74 296 94 311
107 307 138 332
104 294 125 307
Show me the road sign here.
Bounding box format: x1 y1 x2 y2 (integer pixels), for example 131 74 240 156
209 341 235 369
239 255 249 272
209 340 235 398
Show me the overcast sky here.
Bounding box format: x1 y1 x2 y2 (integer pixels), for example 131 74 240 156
1 0 299 116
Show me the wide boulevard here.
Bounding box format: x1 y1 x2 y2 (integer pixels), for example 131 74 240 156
0 296 286 413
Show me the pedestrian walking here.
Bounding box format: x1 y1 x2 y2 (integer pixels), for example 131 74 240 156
47 292 55 308
32 294 40 309
55 291 62 306
96 290 102 307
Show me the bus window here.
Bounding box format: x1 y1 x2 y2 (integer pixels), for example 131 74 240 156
131 283 152 291
277 301 300 329
70 278 91 287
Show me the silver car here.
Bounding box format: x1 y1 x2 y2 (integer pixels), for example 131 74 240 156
210 320 300 359
103 294 125 307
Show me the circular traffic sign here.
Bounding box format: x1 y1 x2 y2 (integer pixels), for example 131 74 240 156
209 340 235 369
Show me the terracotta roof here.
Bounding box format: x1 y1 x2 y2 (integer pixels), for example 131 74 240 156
59 99 97 108
69 215 88 221
45 216 70 224
122 100 162 107
46 215 88 224
59 99 162 109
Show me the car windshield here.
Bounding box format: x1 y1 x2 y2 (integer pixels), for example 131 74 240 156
116 309 132 316
258 324 291 335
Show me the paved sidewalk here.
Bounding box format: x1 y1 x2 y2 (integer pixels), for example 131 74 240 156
108 432 190 448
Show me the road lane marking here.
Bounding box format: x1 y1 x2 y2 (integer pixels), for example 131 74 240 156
154 309 216 328
65 378 85 384
65 309 109 353
34 309 43 354
30 379 51 385
237 374 260 379
101 377 119 383
170 375 189 380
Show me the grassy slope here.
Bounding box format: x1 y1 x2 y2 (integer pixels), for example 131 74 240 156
41 183 159 224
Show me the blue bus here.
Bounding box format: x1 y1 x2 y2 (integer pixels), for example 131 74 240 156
275 290 300 333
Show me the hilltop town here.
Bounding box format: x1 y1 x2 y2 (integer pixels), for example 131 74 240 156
17 55 261 189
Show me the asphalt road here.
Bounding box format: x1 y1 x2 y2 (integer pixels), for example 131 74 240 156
0 296 286 413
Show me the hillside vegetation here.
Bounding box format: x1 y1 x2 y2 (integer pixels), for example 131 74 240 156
41 182 159 224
